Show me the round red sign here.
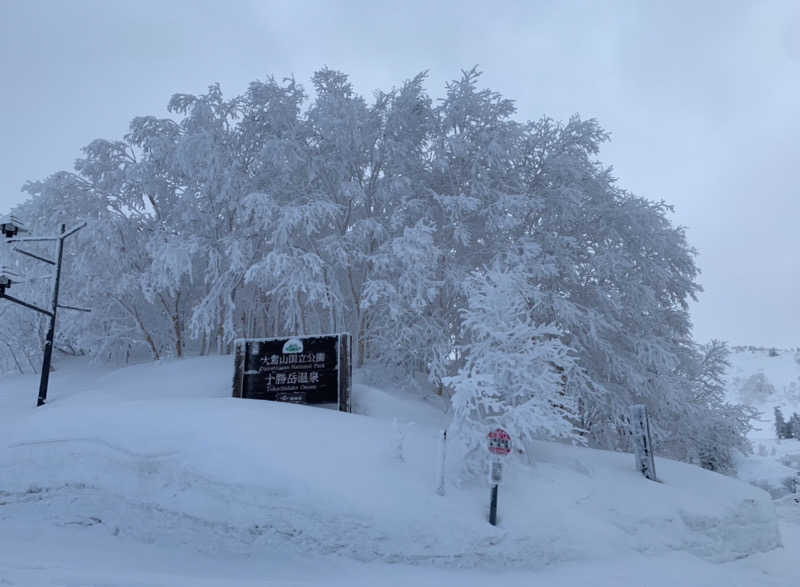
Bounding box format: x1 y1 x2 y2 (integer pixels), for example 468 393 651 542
488 428 511 456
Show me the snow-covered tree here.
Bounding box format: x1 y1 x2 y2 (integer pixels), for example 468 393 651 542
681 341 755 472
446 246 580 472
790 413 800 440
3 66 756 474
775 407 787 439
738 371 775 404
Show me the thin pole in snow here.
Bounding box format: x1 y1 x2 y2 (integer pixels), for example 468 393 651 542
489 483 499 526
436 429 447 496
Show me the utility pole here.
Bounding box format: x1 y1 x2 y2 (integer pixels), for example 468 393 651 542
36 224 65 406
0 218 90 406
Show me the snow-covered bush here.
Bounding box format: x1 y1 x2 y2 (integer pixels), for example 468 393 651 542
738 372 776 404
445 253 580 473
663 340 754 474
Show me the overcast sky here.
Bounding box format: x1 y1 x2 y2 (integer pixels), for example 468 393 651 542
1 0 798 348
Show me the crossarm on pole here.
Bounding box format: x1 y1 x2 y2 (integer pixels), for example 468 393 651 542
13 247 56 265
58 303 91 312
0 294 54 317
61 222 87 239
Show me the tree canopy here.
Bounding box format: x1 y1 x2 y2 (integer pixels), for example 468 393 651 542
2 68 752 471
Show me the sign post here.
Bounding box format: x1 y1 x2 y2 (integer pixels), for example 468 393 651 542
487 428 511 526
630 404 657 481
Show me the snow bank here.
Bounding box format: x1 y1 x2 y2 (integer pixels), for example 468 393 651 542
0 356 781 572
736 438 800 498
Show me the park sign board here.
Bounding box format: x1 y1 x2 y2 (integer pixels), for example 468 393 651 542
232 333 352 412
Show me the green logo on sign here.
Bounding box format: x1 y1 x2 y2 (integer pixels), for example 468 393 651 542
282 338 304 354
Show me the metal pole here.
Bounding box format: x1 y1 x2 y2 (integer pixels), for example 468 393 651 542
489 484 499 526
436 429 447 496
36 224 65 407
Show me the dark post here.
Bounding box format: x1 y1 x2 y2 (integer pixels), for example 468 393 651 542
337 333 352 412
232 340 246 399
36 224 66 407
489 483 499 526
488 458 503 526
631 404 657 481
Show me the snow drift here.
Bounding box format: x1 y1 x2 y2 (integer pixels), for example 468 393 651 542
0 357 781 572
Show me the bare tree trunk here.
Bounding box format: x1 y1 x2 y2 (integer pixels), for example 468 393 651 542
216 318 224 354
114 296 160 360
358 313 367 368
173 292 183 358
4 342 24 375
347 268 363 367
157 292 183 358
25 348 39 374
297 292 306 335
322 268 336 333
261 295 271 338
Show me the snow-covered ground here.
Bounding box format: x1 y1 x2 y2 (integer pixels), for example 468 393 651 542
725 348 800 499
1 355 799 586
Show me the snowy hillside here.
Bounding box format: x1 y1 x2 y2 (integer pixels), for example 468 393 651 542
725 347 800 431
0 357 798 586
723 347 800 500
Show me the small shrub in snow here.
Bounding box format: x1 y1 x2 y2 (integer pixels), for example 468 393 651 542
776 409 800 440
738 372 775 404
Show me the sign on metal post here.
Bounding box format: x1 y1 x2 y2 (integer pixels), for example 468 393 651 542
630 404 657 481
487 428 511 526
232 333 352 412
